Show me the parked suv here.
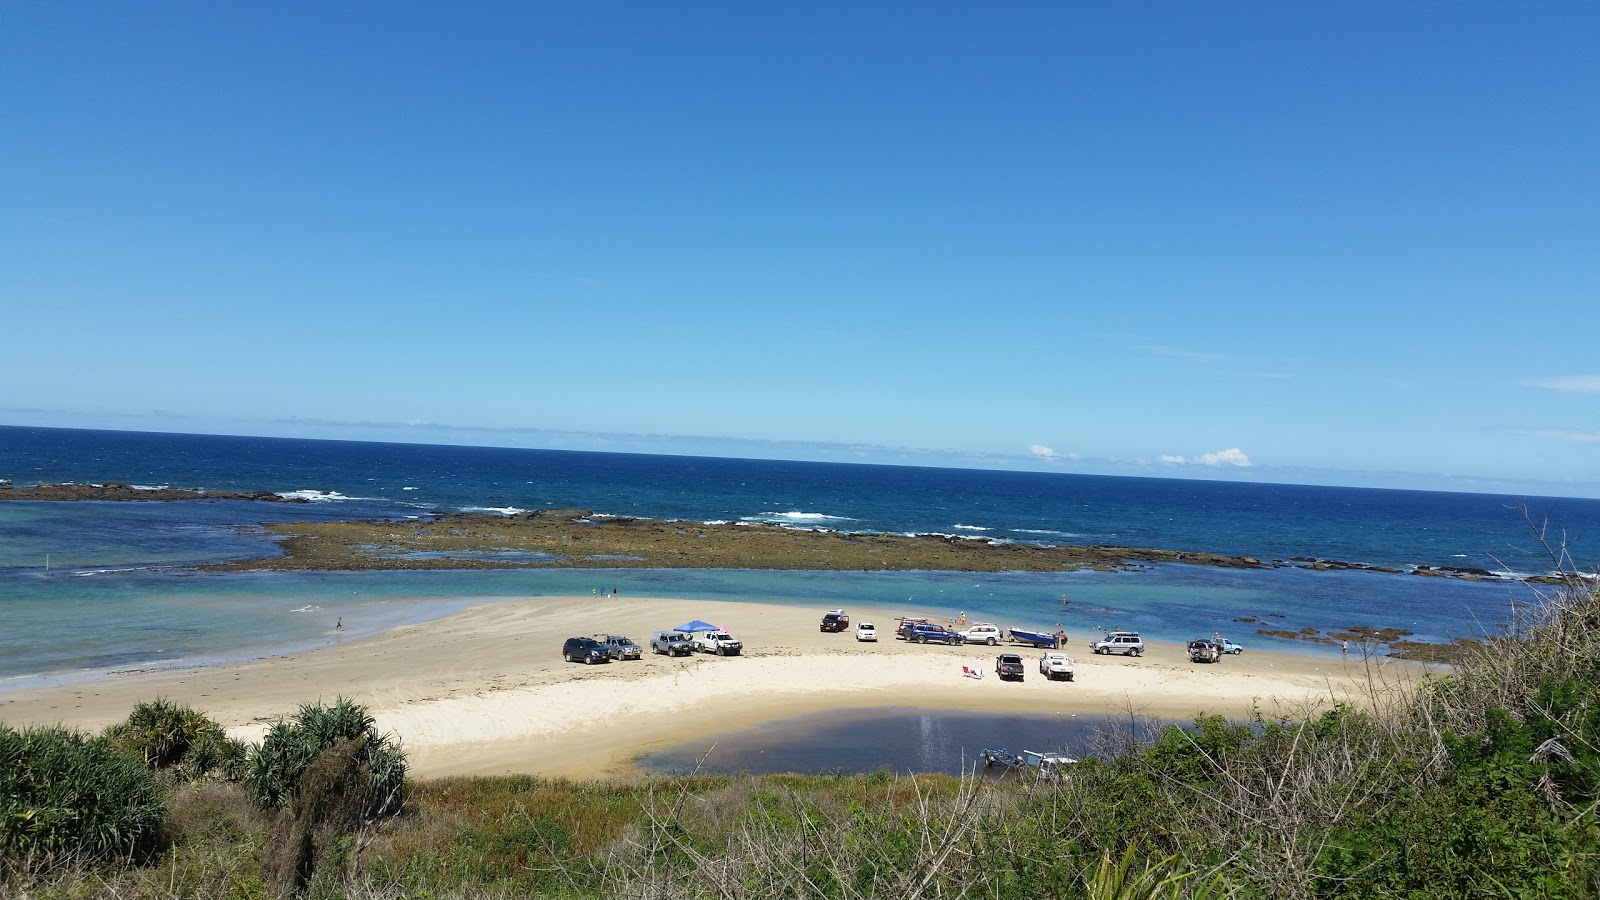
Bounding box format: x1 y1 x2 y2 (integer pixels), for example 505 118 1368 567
907 623 961 645
562 636 611 665
895 617 930 639
959 623 1004 646
820 609 850 632
1089 632 1144 657
650 631 693 657
598 634 642 660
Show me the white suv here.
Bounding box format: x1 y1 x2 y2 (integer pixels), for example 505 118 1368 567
855 622 878 642
1089 632 1145 657
959 623 1004 646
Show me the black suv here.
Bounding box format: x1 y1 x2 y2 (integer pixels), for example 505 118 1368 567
562 636 611 665
820 611 849 632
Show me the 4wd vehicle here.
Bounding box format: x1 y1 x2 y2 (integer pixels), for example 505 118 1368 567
855 622 878 642
820 609 850 632
995 653 1025 681
597 634 642 660
1187 638 1222 663
692 631 744 656
650 631 693 657
895 617 931 639
959 623 1004 645
1089 632 1145 657
562 636 611 665
1218 638 1244 654
1039 652 1075 681
907 623 961 645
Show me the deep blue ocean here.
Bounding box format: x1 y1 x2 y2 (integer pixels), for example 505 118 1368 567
3 425 1597 687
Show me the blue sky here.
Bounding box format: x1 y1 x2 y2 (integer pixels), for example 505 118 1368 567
3 3 1597 497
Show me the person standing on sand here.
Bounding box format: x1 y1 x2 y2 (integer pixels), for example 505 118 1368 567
1342 639 1349 656
335 617 342 630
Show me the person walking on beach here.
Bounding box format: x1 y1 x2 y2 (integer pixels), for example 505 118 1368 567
335 617 342 630
1342 639 1349 656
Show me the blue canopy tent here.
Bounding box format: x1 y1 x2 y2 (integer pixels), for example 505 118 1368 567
674 620 719 633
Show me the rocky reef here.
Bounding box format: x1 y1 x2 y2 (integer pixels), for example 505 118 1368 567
203 509 1276 574
0 481 305 503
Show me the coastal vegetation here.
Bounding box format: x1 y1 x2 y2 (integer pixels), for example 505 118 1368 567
4 566 1598 897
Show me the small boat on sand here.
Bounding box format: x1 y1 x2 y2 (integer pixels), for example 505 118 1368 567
1008 627 1059 648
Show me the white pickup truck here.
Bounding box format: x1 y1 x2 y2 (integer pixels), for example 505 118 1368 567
1038 652 1075 681
691 630 743 656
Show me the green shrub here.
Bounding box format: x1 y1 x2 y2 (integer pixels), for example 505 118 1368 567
103 698 248 782
0 724 164 864
245 697 406 819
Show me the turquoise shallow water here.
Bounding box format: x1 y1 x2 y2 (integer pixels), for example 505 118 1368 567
0 425 1588 688
0 562 1527 688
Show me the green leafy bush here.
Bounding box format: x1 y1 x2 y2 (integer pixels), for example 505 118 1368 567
102 697 248 782
0 724 164 863
245 697 406 819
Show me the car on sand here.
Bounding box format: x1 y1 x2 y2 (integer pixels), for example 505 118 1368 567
906 623 961 645
1089 632 1145 657
597 634 642 660
821 609 850 632
995 653 1025 681
562 636 611 665
959 623 1004 645
855 622 878 642
1038 652 1075 681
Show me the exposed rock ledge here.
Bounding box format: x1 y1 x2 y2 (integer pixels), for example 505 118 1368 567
0 481 307 503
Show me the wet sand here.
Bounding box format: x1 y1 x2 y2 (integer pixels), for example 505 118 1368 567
0 596 1422 780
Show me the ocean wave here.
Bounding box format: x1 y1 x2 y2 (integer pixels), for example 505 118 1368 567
742 511 856 523
908 531 990 541
701 519 731 525
276 489 360 502
461 506 525 516
69 565 177 577
952 524 990 531
131 484 171 491
1015 529 1079 538
402 486 417 491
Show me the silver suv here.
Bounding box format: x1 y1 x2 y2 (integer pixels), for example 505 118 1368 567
650 631 693 657
1089 631 1145 657
598 634 642 660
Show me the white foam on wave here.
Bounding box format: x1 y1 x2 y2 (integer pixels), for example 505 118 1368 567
462 506 525 516
702 519 731 525
952 524 990 532
908 531 989 541
1016 529 1079 537
131 484 171 491
402 486 417 491
69 565 176 577
742 511 856 523
276 489 358 502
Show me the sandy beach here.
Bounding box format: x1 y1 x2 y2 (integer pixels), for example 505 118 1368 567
0 596 1418 780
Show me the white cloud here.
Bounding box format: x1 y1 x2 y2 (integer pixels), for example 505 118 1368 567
1527 428 1600 444
1029 444 1056 461
1157 448 1252 467
1525 375 1600 393
1198 448 1253 467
